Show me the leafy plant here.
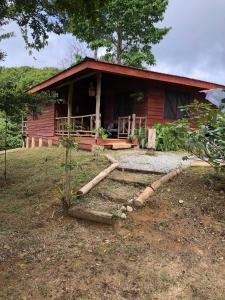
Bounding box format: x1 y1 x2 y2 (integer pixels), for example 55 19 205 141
136 127 148 149
96 127 109 139
152 123 187 151
128 132 137 142
174 100 225 172
59 134 79 208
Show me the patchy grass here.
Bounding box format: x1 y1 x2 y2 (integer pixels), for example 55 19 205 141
0 148 225 299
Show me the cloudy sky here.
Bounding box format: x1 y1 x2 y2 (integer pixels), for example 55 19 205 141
1 0 225 84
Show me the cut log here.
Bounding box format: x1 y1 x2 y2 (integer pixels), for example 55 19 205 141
68 206 115 225
134 166 185 207
134 186 155 207
77 162 119 195
105 154 118 164
191 161 211 167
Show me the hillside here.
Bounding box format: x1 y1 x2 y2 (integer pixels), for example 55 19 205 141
0 148 225 299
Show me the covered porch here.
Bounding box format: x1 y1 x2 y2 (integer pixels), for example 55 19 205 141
54 70 148 141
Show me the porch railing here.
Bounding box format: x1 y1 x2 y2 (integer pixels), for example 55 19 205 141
117 116 131 139
55 114 96 136
118 114 147 139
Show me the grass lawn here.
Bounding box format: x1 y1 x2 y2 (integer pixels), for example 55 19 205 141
0 147 225 299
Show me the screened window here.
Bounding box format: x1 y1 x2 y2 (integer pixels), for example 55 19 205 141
164 91 190 119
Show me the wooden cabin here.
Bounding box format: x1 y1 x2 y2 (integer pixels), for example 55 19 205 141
26 57 224 150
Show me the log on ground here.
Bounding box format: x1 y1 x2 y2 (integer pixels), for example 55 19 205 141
77 162 119 195
68 206 115 225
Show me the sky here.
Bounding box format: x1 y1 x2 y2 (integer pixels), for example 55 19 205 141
1 0 225 85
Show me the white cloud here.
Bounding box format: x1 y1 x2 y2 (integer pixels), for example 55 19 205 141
1 1 225 85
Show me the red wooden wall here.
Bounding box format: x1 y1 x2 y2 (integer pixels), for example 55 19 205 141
27 104 55 140
27 74 207 143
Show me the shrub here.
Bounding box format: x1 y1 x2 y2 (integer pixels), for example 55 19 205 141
152 122 187 151
174 100 225 172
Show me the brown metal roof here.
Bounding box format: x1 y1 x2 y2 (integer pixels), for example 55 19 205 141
27 57 225 93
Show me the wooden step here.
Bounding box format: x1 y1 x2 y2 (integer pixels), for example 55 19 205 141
112 143 132 150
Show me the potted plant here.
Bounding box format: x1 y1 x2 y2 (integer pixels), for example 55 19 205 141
96 127 109 144
129 132 138 145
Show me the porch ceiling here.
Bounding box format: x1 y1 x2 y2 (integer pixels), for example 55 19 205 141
27 57 225 94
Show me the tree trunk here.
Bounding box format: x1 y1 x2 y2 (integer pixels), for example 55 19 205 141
4 114 7 182
116 27 122 64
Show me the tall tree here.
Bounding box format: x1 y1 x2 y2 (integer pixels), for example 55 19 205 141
66 0 170 68
0 0 106 60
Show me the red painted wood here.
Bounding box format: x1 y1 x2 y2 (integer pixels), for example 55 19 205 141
27 104 55 138
28 58 225 94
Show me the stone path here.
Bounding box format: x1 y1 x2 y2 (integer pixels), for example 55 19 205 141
111 150 194 173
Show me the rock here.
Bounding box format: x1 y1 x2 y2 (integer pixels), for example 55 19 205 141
167 188 171 192
126 206 133 212
120 213 127 219
127 199 134 204
179 200 184 204
120 206 127 212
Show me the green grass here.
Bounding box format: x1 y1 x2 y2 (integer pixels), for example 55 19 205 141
0 147 108 231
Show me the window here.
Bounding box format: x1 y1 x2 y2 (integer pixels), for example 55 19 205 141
164 90 190 119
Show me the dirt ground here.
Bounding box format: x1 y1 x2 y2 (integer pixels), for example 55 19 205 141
0 148 225 299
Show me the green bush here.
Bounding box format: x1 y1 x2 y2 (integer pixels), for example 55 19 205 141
152 122 187 151
0 116 22 150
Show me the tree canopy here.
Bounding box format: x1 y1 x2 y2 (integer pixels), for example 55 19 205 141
66 0 170 68
0 0 107 60
0 66 58 151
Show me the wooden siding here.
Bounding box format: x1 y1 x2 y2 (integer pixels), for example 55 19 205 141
147 87 165 126
27 104 55 138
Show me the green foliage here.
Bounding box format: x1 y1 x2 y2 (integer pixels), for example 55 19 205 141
96 127 109 139
66 0 170 68
0 0 105 60
59 134 79 208
152 123 187 151
0 115 22 150
136 127 148 149
0 66 58 91
174 100 225 172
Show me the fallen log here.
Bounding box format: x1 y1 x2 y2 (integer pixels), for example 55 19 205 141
191 161 211 167
77 162 119 195
134 167 183 207
68 206 115 225
134 186 155 207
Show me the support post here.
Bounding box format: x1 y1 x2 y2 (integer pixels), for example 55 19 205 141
95 73 102 136
67 82 74 136
38 138 43 147
31 137 35 148
131 114 136 134
26 137 29 149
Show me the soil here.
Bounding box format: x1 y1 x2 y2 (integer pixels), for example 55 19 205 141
0 149 225 299
76 170 161 213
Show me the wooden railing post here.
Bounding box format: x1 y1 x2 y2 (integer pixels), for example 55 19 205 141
95 73 102 136
131 113 136 134
68 82 74 136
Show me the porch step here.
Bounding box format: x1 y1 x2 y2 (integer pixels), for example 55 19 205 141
112 143 132 150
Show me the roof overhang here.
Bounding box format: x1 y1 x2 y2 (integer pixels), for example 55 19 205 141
27 57 225 93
